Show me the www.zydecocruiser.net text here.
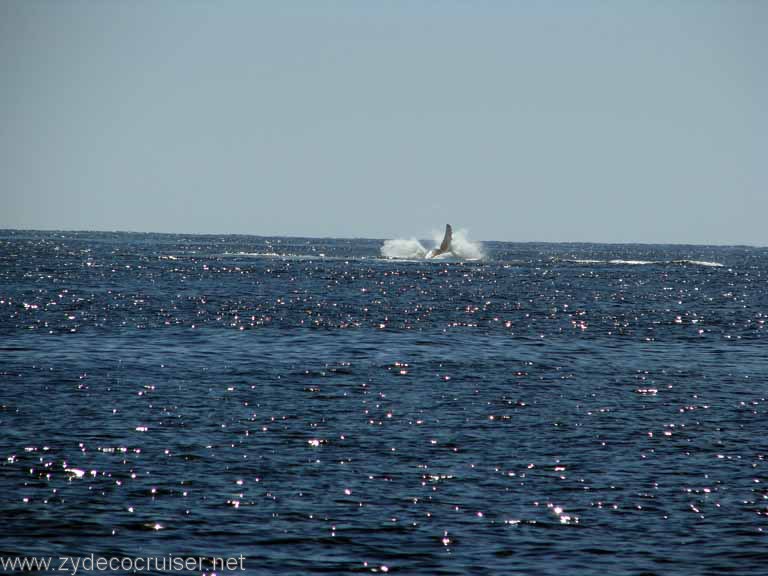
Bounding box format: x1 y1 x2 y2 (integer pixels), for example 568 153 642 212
0 554 246 574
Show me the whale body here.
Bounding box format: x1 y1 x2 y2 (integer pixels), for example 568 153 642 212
425 224 453 259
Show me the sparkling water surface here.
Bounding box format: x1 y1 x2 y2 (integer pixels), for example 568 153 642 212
1 230 767 575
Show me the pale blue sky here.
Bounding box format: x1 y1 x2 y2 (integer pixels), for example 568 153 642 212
2 1 766 245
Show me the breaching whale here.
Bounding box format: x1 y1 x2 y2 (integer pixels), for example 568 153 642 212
425 224 453 259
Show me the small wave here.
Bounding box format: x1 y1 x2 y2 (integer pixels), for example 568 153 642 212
229 251 282 258
670 259 724 267
566 258 724 268
223 252 356 261
608 259 655 265
565 259 604 264
563 259 653 265
234 252 285 258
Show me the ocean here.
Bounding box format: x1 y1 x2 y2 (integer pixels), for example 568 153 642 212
1 229 766 575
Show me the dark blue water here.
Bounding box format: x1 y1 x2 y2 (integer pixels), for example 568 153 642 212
1 230 767 575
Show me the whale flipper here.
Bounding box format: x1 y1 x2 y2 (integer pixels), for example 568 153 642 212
438 224 452 253
427 224 452 258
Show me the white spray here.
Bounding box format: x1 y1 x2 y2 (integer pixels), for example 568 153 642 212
381 228 484 260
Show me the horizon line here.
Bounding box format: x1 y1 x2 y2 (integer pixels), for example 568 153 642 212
1 226 765 249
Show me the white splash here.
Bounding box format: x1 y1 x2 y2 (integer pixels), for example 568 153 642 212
381 228 483 260
380 238 428 259
443 228 484 260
